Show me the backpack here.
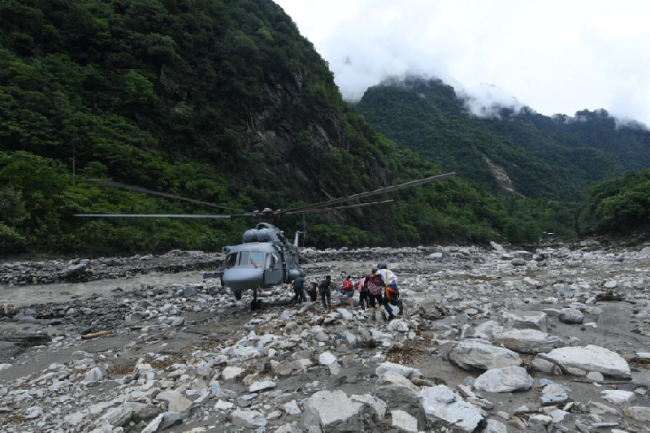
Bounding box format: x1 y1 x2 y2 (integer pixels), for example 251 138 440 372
367 275 383 296
342 279 353 292
385 284 400 302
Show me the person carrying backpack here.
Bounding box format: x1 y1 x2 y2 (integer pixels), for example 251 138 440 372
366 269 387 321
341 275 355 311
377 262 403 320
356 275 370 310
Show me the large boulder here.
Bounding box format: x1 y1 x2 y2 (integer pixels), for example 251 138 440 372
536 345 631 379
303 390 363 432
449 340 522 371
418 385 485 432
474 366 534 393
373 371 421 409
494 329 563 354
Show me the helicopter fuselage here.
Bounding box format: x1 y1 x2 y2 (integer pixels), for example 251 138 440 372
220 223 304 299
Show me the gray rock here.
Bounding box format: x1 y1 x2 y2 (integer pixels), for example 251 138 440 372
502 310 547 331
602 390 636 406
350 394 387 421
513 251 533 260
449 339 522 371
373 371 421 408
84 367 103 384
25 406 43 420
61 263 88 278
391 409 418 432
559 308 584 324
99 403 146 427
474 366 534 393
160 411 182 429
415 299 449 321
156 390 192 413
283 400 302 416
511 258 526 266
623 406 650 421
141 413 164 433
536 345 631 379
418 385 485 432
318 351 337 366
221 366 243 381
249 380 277 393
375 362 422 379
303 390 363 432
587 371 604 382
494 329 563 354
336 308 354 321
485 419 508 433
183 286 198 298
233 410 267 428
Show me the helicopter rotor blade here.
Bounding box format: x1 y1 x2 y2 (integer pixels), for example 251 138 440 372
74 213 252 219
279 172 456 214
283 200 395 215
85 179 244 212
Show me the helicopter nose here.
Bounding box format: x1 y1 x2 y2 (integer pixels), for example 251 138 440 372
221 268 265 292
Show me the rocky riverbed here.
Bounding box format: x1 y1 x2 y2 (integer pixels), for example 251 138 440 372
1 241 650 432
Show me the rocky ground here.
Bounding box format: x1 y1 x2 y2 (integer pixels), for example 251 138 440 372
1 241 650 432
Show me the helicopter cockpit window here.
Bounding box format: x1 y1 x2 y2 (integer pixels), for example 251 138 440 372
250 252 264 268
266 253 280 270
225 253 238 269
238 251 249 267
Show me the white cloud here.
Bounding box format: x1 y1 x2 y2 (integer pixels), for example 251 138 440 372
276 0 650 126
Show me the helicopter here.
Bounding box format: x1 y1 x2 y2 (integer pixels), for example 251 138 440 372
75 172 456 308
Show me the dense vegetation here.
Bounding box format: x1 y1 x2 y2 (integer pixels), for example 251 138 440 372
581 169 650 235
1 0 572 256
1 2 645 256
356 77 649 200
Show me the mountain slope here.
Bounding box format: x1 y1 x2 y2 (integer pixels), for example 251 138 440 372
0 0 556 254
356 77 649 200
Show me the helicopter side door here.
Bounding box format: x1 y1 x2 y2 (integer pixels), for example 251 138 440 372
263 251 283 286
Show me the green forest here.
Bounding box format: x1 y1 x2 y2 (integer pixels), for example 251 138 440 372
1 1 648 256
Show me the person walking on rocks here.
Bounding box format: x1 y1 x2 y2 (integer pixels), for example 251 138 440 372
307 280 318 302
342 275 355 311
378 262 402 320
290 276 306 306
356 274 370 310
318 275 334 310
366 269 387 321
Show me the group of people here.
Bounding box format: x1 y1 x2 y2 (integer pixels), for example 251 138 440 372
289 262 403 321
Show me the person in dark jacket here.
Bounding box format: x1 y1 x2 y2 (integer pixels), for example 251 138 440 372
307 281 318 302
290 276 306 305
318 275 333 310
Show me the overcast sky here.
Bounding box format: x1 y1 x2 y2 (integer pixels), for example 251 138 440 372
275 0 650 126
